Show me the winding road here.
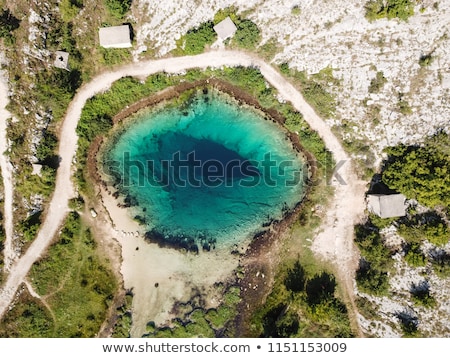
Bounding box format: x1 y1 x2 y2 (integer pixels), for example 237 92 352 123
0 50 366 327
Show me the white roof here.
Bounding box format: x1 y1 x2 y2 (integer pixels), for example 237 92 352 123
99 25 132 48
367 194 407 218
31 163 42 177
54 51 69 70
213 17 237 40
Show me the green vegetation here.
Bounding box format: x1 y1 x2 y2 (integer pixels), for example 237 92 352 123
104 0 132 20
99 47 132 66
234 19 261 49
175 21 217 55
174 7 261 55
145 286 240 338
397 97 412 115
0 212 117 337
410 282 435 308
279 63 337 118
354 220 393 296
111 290 133 337
253 260 353 337
419 53 433 67
0 8 20 45
365 0 415 21
0 289 54 337
382 131 450 210
291 5 301 15
368 71 387 93
214 6 261 50
404 242 427 267
257 37 282 61
431 251 450 278
396 311 419 337
398 211 449 246
60 0 83 22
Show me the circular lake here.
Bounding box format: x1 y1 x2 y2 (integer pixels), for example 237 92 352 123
100 89 308 250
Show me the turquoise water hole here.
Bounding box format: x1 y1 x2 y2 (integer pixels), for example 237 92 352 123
101 89 307 249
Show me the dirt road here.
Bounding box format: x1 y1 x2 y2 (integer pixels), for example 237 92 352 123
0 50 365 328
0 70 15 272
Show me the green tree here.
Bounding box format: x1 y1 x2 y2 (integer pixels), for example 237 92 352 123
305 272 336 305
284 261 306 293
105 0 132 20
234 19 261 49
177 21 216 55
382 132 450 209
0 9 20 45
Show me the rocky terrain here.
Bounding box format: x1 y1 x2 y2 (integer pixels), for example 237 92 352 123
134 0 450 162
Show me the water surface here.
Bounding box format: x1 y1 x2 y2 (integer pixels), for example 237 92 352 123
101 90 307 248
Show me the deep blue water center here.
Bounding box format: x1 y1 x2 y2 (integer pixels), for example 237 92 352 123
102 90 307 248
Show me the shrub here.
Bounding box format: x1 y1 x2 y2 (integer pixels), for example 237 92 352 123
404 243 427 267
410 281 435 308
365 0 415 22
234 19 261 49
104 0 132 20
368 71 387 93
0 9 20 45
356 261 390 296
176 21 216 55
398 212 449 247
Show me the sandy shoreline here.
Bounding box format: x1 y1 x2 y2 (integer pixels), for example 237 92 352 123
99 186 240 337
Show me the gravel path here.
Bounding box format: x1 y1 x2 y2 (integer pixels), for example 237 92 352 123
0 50 365 328
0 70 15 272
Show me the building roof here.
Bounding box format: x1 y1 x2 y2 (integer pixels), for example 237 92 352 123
54 51 69 70
31 163 42 177
213 17 237 40
367 193 408 218
99 25 132 48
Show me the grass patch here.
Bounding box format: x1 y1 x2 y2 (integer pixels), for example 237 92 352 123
22 212 117 337
279 63 337 118
0 287 54 337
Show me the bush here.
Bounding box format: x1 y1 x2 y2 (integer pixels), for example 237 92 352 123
404 243 427 267
0 9 20 45
234 19 261 49
365 0 415 21
431 251 450 278
176 21 216 55
60 0 83 22
410 281 435 308
356 262 390 296
398 212 449 246
104 0 132 20
368 71 387 93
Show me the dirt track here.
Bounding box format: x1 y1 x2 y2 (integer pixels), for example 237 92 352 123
0 50 366 331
